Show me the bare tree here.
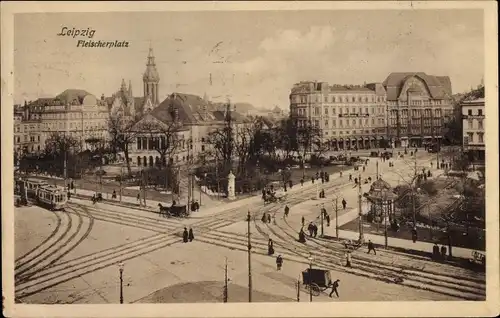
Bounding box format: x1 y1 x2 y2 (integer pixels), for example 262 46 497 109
107 112 136 175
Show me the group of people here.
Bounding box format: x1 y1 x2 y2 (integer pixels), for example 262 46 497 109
182 227 195 243
432 243 449 261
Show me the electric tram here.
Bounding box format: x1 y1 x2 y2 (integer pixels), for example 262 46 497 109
36 185 68 210
15 178 67 210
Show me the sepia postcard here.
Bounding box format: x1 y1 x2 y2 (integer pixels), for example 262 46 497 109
2 1 499 317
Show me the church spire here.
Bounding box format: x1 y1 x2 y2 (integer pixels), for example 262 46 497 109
147 45 155 66
121 78 127 92
143 45 160 107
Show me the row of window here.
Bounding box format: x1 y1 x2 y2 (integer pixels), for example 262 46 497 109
466 132 484 144
296 118 386 128
323 130 374 136
293 94 386 104
466 109 483 116
389 109 444 117
15 135 40 143
41 111 107 120
296 106 386 117
387 100 446 106
466 119 484 130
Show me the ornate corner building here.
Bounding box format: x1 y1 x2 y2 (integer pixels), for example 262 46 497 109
289 72 453 150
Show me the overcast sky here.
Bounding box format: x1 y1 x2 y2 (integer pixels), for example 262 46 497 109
14 9 484 108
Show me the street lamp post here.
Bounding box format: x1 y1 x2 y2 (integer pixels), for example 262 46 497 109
118 263 124 304
247 210 252 303
334 197 339 239
320 204 324 237
308 253 314 302
358 173 364 243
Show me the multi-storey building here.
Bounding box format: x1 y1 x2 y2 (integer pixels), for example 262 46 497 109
289 81 388 150
129 92 250 169
19 89 110 154
383 72 453 148
461 97 485 161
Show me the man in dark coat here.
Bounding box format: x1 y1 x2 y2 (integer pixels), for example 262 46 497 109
276 255 283 270
342 199 347 210
188 228 194 242
300 178 304 186
262 213 267 223
284 205 290 218
326 214 331 227
329 279 340 298
267 213 272 223
298 228 307 243
432 243 440 260
268 239 274 255
367 240 376 255
182 227 189 243
440 245 447 261
412 227 418 243
301 216 305 226
311 177 315 184
307 222 314 236
312 224 318 238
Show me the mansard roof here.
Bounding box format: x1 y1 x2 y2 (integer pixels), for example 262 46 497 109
382 72 452 101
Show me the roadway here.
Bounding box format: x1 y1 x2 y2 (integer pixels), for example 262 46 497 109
14 150 484 303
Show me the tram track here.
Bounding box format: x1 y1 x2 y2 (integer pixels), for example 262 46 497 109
15 207 75 281
16 206 96 284
15 208 63 265
259 204 486 300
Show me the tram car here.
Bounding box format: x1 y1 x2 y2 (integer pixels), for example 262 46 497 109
16 178 49 199
36 185 68 210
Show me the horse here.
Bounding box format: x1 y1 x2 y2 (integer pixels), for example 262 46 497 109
158 203 171 218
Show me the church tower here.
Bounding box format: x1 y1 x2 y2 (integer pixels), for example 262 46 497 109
143 45 160 106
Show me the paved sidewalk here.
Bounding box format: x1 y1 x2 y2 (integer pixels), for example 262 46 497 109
336 229 474 260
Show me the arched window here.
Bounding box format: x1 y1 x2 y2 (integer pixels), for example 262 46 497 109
143 156 147 167
137 156 141 166
149 156 154 166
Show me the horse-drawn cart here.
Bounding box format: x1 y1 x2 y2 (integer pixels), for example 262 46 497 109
158 203 190 218
301 268 332 296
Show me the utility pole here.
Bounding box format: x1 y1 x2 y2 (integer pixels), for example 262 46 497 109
297 275 300 302
247 210 252 302
119 165 123 202
118 263 124 304
376 160 379 180
320 204 324 237
358 173 364 243
308 254 313 302
335 197 339 239
223 257 228 303
412 155 417 225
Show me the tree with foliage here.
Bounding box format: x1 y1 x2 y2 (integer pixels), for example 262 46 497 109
107 111 136 175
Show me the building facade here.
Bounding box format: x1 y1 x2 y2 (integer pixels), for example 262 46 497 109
383 72 453 148
128 92 250 169
15 89 109 157
461 97 485 161
289 81 388 150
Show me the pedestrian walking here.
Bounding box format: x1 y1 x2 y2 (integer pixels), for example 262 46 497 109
326 214 331 227
329 279 340 298
298 228 307 243
349 174 352 181
432 243 440 261
301 216 305 227
188 228 194 242
268 239 275 255
300 178 304 186
367 240 376 255
313 224 318 238
276 255 283 270
112 190 117 199
70 181 74 190
267 213 272 223
307 222 314 236
136 193 140 202
340 171 343 178
262 213 267 223
412 227 418 243
182 227 189 243
345 251 352 267
311 176 315 184
342 199 347 210
67 191 71 200
284 205 290 218
440 245 447 261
